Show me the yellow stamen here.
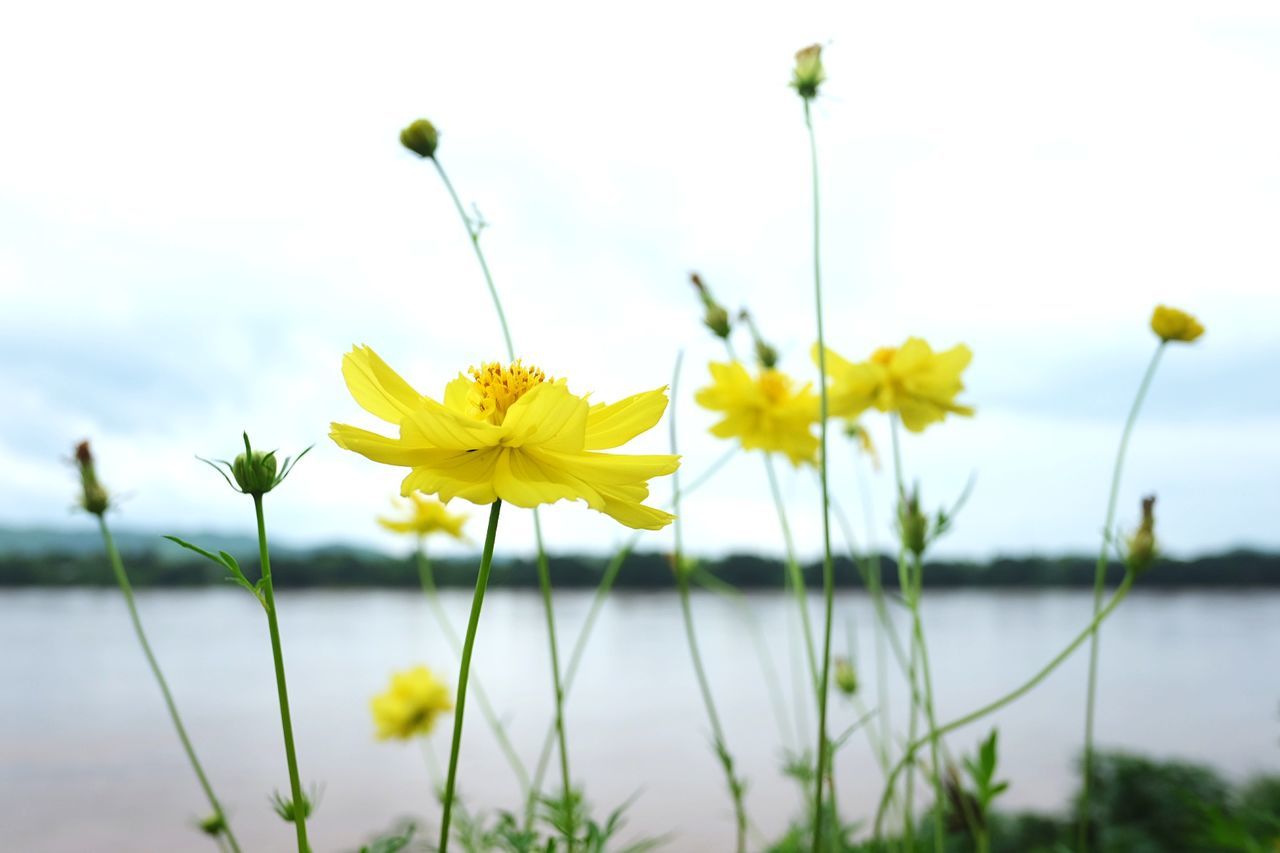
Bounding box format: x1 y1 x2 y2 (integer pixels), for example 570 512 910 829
466 361 547 425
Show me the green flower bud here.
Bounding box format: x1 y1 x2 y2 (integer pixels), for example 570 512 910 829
233 449 279 496
791 44 827 101
73 440 111 516
400 119 439 158
834 658 858 697
754 339 779 369
1126 495 1158 574
196 813 227 837
704 304 732 339
898 487 928 559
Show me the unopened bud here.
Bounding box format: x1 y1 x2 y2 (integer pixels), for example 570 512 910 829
1126 495 1158 573
400 119 439 159
834 658 858 697
791 44 827 100
196 813 227 837
233 450 279 496
73 440 111 516
898 487 928 559
689 272 732 340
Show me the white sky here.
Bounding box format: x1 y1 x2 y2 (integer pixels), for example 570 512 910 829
2 1 1278 560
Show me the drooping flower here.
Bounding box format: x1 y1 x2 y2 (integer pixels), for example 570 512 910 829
1150 305 1204 344
331 346 678 530
378 493 468 541
695 361 820 466
817 338 974 433
371 665 453 740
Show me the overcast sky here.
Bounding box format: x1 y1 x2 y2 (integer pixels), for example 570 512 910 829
2 2 1277 561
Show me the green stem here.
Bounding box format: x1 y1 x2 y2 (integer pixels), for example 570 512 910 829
524 448 737 822
763 452 820 693
874 571 1138 839
671 351 747 853
253 495 309 853
532 514 575 845
1079 342 1165 852
415 547 530 798
431 157 514 360
98 517 242 853
803 95 838 853
439 500 503 853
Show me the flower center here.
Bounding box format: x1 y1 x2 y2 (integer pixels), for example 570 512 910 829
758 370 791 405
467 361 547 425
871 346 897 366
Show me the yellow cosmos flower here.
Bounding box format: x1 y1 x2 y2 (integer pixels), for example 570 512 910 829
817 338 974 433
1150 305 1204 343
378 493 468 540
331 346 678 531
371 665 452 741
694 361 820 466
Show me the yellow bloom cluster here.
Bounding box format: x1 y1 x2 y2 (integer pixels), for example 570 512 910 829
695 362 821 466
371 666 452 741
818 338 974 433
1150 305 1204 343
378 493 467 540
331 347 679 530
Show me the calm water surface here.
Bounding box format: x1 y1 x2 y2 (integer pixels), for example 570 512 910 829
1 588 1276 851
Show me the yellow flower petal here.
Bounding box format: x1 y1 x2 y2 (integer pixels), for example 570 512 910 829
342 346 425 424
331 422 437 466
585 387 669 450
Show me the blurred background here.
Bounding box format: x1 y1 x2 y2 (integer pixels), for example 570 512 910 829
1 1 1278 850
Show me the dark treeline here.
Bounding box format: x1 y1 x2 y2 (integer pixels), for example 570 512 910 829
3 547 1277 589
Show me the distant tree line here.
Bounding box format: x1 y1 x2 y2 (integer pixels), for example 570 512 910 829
2 547 1276 589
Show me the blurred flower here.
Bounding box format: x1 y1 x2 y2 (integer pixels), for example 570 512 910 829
400 119 439 159
791 44 826 100
1126 495 1158 574
834 658 858 697
817 338 974 433
331 347 679 530
378 493 468 541
1150 305 1204 343
72 440 111 516
371 665 453 741
695 361 820 466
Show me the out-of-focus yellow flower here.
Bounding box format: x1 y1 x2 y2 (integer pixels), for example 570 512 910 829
371 666 452 740
1150 305 1204 343
817 338 974 433
791 44 826 100
695 361 820 466
332 347 678 531
378 493 468 540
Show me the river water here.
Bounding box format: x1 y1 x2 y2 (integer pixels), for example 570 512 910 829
1 587 1276 851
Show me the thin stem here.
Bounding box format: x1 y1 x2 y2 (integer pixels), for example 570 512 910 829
415 547 530 798
439 500 503 853
763 453 820 692
524 447 737 821
874 571 1138 839
803 96 838 853
532 515 575 844
431 158 514 361
1079 342 1165 852
98 517 242 853
253 495 309 853
671 351 747 853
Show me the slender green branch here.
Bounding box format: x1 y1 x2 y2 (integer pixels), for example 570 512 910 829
803 94 839 853
532 514 574 845
98 517 241 853
253 495 309 853
439 500 503 853
1079 341 1164 851
671 351 747 853
764 453 820 692
874 570 1138 839
415 547 530 798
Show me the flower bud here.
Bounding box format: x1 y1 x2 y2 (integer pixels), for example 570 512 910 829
1150 305 1204 344
400 119 439 159
73 440 111 516
196 813 227 837
898 486 928 559
791 44 827 100
689 272 733 340
834 657 858 697
1126 495 1158 573
233 449 279 496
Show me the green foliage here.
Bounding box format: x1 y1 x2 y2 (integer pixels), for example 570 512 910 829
449 790 668 853
961 730 1009 819
355 821 416 853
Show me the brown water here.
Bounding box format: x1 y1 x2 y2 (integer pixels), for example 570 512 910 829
2 587 1276 851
